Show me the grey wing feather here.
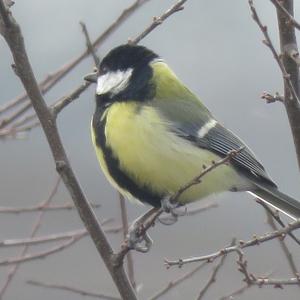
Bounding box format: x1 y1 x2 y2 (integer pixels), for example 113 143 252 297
177 121 276 186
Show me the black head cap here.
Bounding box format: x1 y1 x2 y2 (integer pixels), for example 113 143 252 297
94 45 159 102
99 44 159 74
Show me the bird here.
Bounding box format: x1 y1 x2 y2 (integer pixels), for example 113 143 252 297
85 44 300 250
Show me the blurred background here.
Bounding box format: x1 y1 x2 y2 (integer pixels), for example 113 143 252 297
0 0 300 299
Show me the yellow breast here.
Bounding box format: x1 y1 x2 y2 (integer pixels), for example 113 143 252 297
92 101 246 204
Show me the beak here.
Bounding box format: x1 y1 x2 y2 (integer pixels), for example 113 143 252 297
84 72 98 83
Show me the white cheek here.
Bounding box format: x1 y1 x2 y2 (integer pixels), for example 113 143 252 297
96 68 133 96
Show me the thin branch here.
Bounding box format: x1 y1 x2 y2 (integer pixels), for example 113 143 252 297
115 149 241 262
0 0 150 116
51 81 91 117
119 194 136 290
0 234 85 266
80 21 100 66
0 201 100 213
148 263 206 300
27 280 120 300
0 101 32 129
0 177 60 297
130 0 187 44
249 0 300 104
249 0 300 168
265 210 300 279
196 239 235 300
261 91 284 103
164 219 300 267
256 198 300 245
219 284 251 300
169 148 243 203
0 229 87 248
0 220 117 248
236 252 300 288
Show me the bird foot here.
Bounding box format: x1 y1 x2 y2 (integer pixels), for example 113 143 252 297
126 219 153 253
161 197 187 217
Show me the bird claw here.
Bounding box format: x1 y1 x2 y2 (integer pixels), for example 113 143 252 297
126 221 153 253
161 197 187 217
158 214 178 225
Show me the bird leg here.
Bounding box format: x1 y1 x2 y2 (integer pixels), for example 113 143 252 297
126 207 159 252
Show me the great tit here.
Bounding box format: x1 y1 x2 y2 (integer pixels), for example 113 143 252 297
85 44 300 221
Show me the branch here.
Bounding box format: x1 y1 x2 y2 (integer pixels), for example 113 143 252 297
270 0 300 31
0 177 60 297
249 0 300 168
80 21 100 66
0 201 100 213
196 239 235 300
261 91 284 104
164 219 300 267
256 198 300 245
0 4 137 299
219 284 251 300
51 81 91 117
27 280 120 300
0 235 84 266
129 0 187 44
119 194 136 289
148 263 206 300
236 252 300 288
0 219 113 248
0 0 150 116
265 210 300 280
115 149 240 262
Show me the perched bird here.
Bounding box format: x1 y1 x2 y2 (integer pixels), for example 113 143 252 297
85 44 300 248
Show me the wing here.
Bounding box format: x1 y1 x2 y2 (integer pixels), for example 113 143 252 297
152 97 276 187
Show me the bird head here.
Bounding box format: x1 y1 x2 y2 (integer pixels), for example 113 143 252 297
84 44 159 103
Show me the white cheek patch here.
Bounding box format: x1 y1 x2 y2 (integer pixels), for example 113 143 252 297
96 68 133 96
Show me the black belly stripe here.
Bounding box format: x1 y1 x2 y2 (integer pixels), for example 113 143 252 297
92 106 162 207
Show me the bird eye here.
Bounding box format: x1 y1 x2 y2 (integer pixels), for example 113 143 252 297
101 66 108 74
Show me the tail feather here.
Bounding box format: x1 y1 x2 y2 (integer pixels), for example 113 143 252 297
249 183 300 220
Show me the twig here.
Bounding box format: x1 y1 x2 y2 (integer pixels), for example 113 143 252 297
51 81 91 117
265 210 300 280
196 239 235 300
0 201 100 213
249 0 300 104
0 229 87 247
236 252 300 288
80 21 100 66
0 0 150 115
169 148 243 203
256 198 300 245
0 234 85 266
119 194 136 289
164 219 300 267
130 0 187 44
270 0 300 30
219 284 251 300
0 219 113 248
148 263 206 300
27 280 120 300
0 177 60 297
249 0 300 168
0 101 32 129
115 150 240 262
261 91 284 103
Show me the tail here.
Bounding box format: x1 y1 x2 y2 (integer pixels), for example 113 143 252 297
248 182 300 220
